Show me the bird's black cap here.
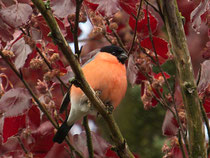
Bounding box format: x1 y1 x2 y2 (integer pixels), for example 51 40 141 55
100 45 128 64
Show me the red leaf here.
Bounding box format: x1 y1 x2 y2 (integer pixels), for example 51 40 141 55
11 37 32 69
154 72 171 80
119 0 138 16
0 3 32 28
105 148 119 158
29 121 54 156
35 16 66 42
0 88 32 117
171 146 187 158
24 48 37 68
85 0 120 17
54 60 67 74
65 26 82 43
3 115 26 143
129 9 158 37
190 0 209 33
162 109 179 136
203 98 210 114
84 0 99 11
51 0 76 18
27 105 41 129
136 72 148 84
140 36 169 60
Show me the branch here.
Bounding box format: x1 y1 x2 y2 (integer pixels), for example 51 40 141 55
17 137 28 154
159 0 207 157
73 0 83 58
128 0 143 55
83 116 94 158
31 0 134 157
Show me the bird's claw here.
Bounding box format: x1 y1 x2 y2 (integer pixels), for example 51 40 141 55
105 102 114 114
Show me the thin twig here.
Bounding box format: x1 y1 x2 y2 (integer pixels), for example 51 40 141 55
83 116 94 158
65 138 84 158
74 0 83 58
145 2 189 154
103 33 113 45
178 129 187 158
64 146 75 158
128 0 143 55
144 0 165 22
17 137 28 154
155 0 165 23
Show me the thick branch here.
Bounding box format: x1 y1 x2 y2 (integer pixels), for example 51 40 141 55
31 0 134 157
159 0 207 157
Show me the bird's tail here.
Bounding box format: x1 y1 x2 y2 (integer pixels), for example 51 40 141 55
53 120 73 144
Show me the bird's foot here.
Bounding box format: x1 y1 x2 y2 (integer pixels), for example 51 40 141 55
105 101 114 114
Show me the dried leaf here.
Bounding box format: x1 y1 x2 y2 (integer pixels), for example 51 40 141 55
126 54 138 85
162 109 179 136
190 0 209 33
51 0 76 18
197 60 210 94
11 37 32 69
0 88 32 117
0 3 32 28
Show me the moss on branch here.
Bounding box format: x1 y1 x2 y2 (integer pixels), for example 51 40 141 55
159 0 207 157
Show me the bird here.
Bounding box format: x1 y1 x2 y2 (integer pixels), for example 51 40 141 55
53 45 128 143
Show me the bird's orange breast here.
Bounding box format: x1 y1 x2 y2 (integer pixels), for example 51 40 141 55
71 52 127 108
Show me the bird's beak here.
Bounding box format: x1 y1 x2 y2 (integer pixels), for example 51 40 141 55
118 52 128 63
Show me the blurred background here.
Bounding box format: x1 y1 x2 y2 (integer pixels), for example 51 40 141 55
98 85 165 158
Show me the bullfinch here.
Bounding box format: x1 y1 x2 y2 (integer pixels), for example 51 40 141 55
53 45 128 143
